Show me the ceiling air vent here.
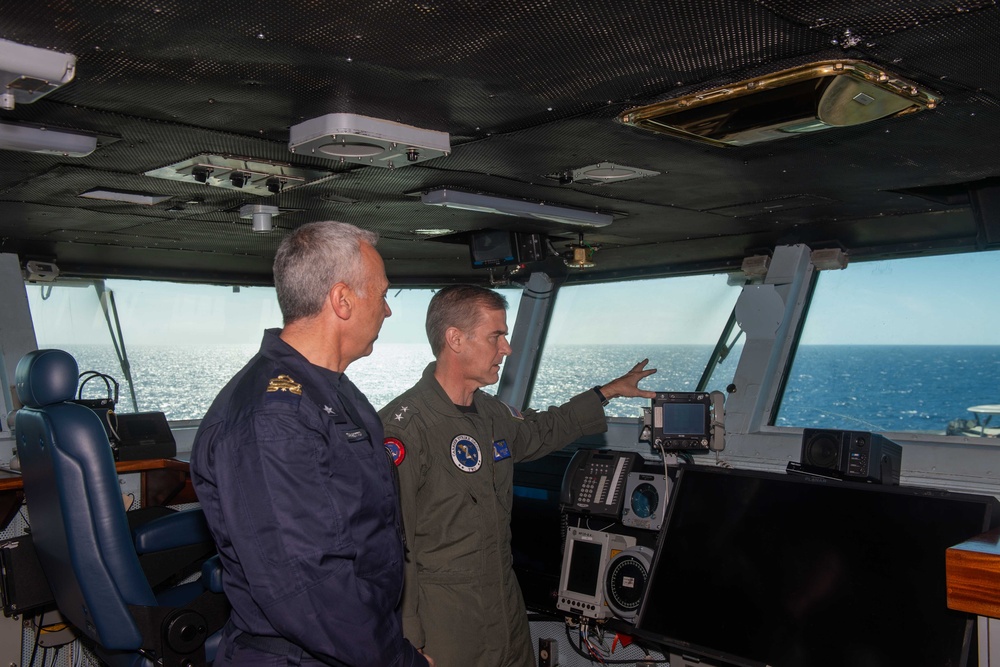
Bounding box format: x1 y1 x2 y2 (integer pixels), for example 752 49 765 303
619 61 940 147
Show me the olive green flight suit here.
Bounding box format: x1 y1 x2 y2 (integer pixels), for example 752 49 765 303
379 362 607 667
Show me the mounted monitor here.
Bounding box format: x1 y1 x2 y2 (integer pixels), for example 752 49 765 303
468 230 544 269
634 465 1000 667
650 392 712 451
556 526 635 620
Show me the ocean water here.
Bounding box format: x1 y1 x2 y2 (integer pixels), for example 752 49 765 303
56 343 1000 434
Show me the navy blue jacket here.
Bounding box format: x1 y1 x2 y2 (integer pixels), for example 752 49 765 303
191 329 427 667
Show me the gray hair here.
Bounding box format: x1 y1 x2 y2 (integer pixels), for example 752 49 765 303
426 285 508 356
273 221 379 324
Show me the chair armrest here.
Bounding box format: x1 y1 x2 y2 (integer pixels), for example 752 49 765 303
132 509 211 554
201 554 224 593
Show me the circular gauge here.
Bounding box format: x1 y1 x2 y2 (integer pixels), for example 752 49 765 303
604 546 653 621
630 482 660 519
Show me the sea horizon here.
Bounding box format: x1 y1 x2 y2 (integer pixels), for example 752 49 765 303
49 342 1000 435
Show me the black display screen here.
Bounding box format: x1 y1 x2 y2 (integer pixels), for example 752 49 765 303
469 230 516 267
566 539 603 596
661 402 707 435
635 466 998 667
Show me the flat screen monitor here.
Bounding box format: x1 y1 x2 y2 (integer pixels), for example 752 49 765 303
634 465 999 667
469 229 516 268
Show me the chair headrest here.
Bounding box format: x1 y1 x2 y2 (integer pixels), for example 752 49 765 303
15 349 80 408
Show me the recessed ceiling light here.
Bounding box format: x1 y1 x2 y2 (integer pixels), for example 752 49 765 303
563 162 660 186
78 189 171 205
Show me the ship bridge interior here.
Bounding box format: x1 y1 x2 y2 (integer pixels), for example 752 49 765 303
2 3 1000 666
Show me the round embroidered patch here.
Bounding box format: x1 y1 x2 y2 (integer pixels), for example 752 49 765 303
384 437 406 466
450 435 482 473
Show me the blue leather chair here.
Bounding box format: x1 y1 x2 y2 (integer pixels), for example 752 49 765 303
14 349 228 666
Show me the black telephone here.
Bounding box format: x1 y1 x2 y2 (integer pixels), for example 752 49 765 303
560 449 640 519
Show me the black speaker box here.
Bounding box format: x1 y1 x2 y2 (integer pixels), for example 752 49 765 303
0 535 56 616
800 429 902 485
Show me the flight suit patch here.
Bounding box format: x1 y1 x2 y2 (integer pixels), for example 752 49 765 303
384 437 406 466
450 435 482 473
501 401 524 420
492 439 511 461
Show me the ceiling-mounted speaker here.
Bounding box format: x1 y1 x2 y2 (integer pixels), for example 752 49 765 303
288 114 450 169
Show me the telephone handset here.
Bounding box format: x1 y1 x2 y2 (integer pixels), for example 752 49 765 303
560 449 640 519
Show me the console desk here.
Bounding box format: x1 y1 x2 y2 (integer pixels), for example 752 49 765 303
0 458 196 531
947 527 1000 618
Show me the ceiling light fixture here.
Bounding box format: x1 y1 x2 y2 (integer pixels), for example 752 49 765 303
239 204 281 233
619 60 941 147
0 120 97 157
78 189 171 205
421 188 613 228
289 113 450 169
0 38 77 111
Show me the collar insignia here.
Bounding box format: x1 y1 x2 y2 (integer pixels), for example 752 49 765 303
266 374 302 395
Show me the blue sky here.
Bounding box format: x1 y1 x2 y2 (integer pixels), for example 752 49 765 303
27 250 1000 348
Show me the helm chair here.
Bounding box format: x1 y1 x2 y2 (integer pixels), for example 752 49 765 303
14 349 228 666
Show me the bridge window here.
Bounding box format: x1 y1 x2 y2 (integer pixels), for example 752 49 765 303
26 281 520 420
348 287 520 407
529 275 743 418
27 279 282 421
775 251 1000 436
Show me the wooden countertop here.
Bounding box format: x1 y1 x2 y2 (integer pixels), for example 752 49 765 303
947 527 1000 618
0 457 190 491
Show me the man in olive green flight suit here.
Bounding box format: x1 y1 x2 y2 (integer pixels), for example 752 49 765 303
379 285 656 667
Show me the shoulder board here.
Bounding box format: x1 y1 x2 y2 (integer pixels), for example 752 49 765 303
385 402 419 429
264 374 302 402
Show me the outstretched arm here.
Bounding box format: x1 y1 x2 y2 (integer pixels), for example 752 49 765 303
599 359 657 401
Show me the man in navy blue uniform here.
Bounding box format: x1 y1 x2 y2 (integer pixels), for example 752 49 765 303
191 221 432 667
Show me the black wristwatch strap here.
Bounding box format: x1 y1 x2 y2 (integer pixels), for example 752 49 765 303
593 385 609 406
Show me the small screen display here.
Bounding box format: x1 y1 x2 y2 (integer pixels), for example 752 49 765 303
660 402 707 435
565 539 603 596
470 230 516 267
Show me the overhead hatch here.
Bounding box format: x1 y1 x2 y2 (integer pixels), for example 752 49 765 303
619 61 941 147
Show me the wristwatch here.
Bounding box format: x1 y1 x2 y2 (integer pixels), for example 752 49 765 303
593 385 610 406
